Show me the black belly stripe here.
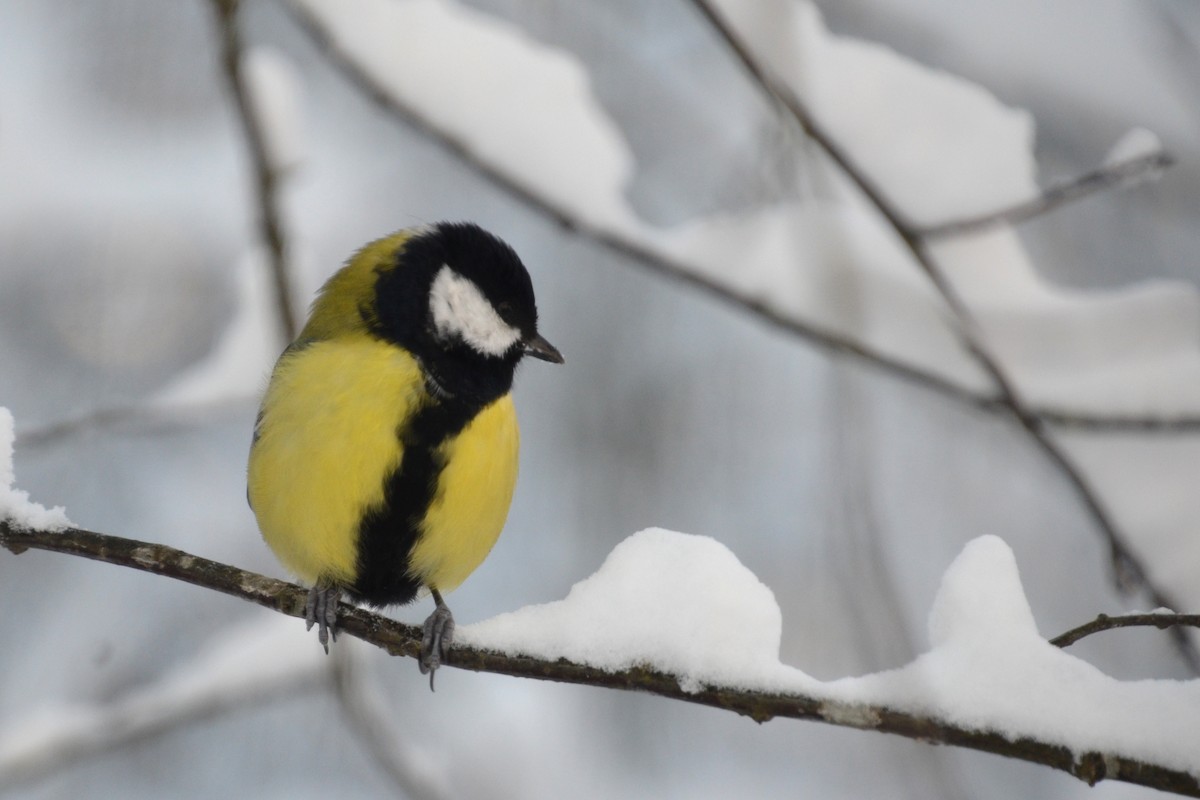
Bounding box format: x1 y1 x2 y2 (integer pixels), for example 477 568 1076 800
344 395 481 607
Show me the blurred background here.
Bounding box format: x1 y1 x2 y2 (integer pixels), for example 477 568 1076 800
1 0 1198 797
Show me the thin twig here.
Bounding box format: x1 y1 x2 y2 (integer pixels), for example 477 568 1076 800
922 151 1175 240
2 521 1198 797
1052 612 1200 649
1034 410 1200 432
275 0 1200 435
689 0 1199 673
210 0 300 341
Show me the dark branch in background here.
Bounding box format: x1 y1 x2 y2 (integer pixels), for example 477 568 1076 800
1 521 1197 798
1033 408 1200 432
210 0 300 341
688 0 1199 674
922 150 1175 240
1052 612 1200 649
274 0 1200 434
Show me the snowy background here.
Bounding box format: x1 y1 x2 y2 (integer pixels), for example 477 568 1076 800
2 0 1199 797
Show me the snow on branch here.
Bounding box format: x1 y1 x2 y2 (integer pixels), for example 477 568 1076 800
3 520 1198 797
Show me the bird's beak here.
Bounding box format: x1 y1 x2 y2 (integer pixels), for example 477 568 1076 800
524 333 564 364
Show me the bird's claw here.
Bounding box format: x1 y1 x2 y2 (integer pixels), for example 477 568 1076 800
419 603 455 691
305 586 340 654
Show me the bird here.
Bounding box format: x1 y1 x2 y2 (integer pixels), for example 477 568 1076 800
247 222 562 686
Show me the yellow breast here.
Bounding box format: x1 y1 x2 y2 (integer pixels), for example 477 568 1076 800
409 394 519 592
247 331 520 597
248 334 421 585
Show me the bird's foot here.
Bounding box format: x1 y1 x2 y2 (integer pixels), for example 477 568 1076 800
419 589 455 691
305 585 340 654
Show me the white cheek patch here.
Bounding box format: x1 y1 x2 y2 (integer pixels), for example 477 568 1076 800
429 266 522 356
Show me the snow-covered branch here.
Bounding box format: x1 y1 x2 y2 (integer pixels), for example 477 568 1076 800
3 520 1198 798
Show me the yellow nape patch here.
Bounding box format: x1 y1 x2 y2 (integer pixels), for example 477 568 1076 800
247 334 421 585
408 395 520 592
300 231 413 341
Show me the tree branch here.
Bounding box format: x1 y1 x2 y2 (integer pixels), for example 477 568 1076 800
275 0 1200 435
210 0 300 341
921 150 1174 240
1052 612 1200 649
688 0 1199 673
2 520 1198 797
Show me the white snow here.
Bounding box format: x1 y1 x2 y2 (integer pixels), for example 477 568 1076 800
467 530 1200 772
709 0 1037 224
0 407 70 531
462 528 812 693
294 0 639 232
1106 127 1163 166
830 536 1200 773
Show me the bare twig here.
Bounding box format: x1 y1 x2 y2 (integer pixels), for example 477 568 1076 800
689 0 1199 673
275 0 1200 434
210 0 300 341
2 521 1198 797
1033 410 1200 432
1052 612 1200 649
922 151 1175 240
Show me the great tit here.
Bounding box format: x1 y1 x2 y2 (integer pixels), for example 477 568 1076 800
247 222 562 684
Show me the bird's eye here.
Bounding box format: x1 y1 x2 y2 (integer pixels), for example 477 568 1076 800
496 300 514 318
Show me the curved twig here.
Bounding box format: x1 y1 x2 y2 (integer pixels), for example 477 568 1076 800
922 151 1175 240
1052 612 1200 649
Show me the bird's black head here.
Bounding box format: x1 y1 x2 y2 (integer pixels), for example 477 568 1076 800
372 222 562 405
